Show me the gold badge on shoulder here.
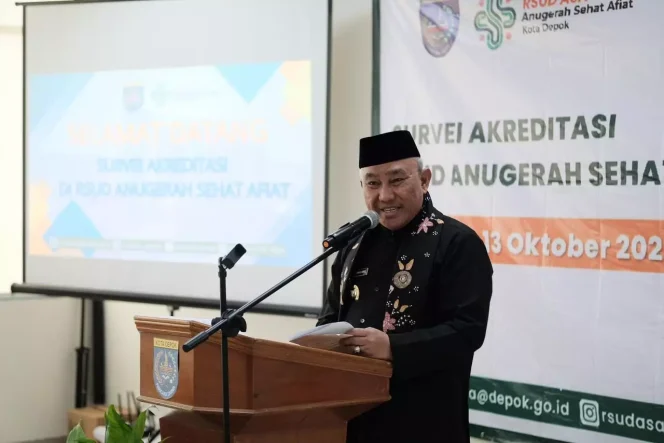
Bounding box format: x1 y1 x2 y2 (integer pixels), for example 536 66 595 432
351 285 360 300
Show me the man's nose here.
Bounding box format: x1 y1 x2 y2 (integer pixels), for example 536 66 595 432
378 185 395 202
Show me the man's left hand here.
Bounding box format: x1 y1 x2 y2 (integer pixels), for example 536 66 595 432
341 327 392 361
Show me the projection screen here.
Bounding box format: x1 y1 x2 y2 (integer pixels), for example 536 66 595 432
23 0 330 313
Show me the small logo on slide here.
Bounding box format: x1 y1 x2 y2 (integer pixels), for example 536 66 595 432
420 0 460 58
474 0 517 50
123 85 144 111
579 399 601 427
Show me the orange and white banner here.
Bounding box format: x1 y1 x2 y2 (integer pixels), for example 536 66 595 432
455 216 664 274
378 1 664 442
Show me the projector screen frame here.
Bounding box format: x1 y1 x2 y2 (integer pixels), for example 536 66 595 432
13 0 334 319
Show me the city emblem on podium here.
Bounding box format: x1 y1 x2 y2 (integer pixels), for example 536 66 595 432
153 338 179 399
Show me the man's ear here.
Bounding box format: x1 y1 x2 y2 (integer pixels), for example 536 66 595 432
421 168 432 191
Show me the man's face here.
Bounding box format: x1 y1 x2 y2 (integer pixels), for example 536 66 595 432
360 157 432 231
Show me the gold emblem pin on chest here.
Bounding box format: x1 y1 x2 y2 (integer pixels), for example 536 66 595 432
392 259 414 289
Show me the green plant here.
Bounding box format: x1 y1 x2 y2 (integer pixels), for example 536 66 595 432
67 404 149 443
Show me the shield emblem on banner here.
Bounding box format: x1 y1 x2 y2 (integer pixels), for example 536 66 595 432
123 85 144 111
419 0 460 58
153 338 179 399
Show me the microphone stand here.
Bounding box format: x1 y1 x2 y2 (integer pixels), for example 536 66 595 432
206 244 247 443
182 241 345 443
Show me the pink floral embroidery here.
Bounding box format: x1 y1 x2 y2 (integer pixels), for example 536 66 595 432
417 217 434 234
383 312 396 332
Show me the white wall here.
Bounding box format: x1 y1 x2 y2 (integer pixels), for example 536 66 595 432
0 0 372 440
0 4 92 443
0 0 23 289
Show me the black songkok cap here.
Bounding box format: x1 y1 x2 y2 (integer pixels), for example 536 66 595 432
358 130 420 168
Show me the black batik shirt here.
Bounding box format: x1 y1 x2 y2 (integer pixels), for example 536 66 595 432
317 195 494 443
341 223 401 331
318 192 493 364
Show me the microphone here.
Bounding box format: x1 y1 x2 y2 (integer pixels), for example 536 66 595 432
322 210 380 249
220 243 246 270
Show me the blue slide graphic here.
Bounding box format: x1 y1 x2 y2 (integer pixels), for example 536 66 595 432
27 61 314 267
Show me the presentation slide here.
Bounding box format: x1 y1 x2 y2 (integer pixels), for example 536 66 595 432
24 0 329 311
29 62 312 267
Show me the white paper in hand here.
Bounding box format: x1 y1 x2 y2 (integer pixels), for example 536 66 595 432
289 321 354 353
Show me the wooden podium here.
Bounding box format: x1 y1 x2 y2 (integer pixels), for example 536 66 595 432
135 316 393 442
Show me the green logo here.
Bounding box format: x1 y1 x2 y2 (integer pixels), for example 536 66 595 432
474 0 517 50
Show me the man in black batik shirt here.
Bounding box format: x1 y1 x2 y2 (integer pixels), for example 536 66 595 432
317 130 494 443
